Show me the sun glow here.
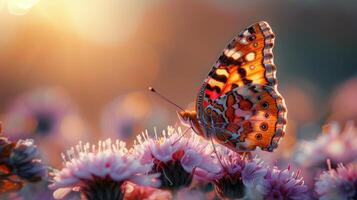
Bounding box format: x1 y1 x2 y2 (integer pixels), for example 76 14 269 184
7 0 40 15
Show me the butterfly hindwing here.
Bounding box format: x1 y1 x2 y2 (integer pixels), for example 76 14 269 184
202 85 286 151
196 21 287 152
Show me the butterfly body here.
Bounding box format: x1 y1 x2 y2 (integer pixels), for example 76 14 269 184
178 21 287 152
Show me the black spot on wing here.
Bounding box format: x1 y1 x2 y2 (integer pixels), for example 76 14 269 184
248 26 256 34
206 84 221 94
218 54 243 66
243 79 252 85
232 84 239 89
237 68 246 78
247 35 256 42
237 68 252 85
227 39 236 49
211 72 228 83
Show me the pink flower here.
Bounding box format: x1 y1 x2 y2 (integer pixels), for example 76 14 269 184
50 139 159 200
253 166 309 200
3 87 76 139
293 121 357 185
2 88 90 167
315 162 357 200
134 126 220 191
199 147 266 199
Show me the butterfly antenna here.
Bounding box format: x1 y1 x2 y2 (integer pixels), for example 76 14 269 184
172 127 191 145
210 137 225 169
148 87 184 111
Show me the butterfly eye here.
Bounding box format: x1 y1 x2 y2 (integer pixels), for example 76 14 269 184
255 133 263 140
260 122 268 131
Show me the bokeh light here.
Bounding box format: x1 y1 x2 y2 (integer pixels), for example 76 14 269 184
7 0 40 16
330 77 357 123
1 87 90 166
66 0 145 44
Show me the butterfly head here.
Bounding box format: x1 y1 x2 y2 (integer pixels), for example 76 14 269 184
177 110 206 138
177 111 195 127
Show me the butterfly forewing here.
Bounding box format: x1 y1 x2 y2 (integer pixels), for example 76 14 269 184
196 21 287 152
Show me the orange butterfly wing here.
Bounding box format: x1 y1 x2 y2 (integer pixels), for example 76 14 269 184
196 21 287 152
200 22 275 100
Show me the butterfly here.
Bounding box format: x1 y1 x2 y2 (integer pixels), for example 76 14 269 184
178 21 287 152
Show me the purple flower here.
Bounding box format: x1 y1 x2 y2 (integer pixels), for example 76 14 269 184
253 166 309 200
50 139 160 200
315 162 357 200
2 88 90 166
134 126 220 191
199 147 266 199
3 87 76 139
293 121 357 185
0 136 47 194
9 139 47 182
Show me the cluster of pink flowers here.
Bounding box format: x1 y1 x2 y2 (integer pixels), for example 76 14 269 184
197 146 309 200
43 126 313 199
1 89 356 200
293 121 357 186
0 125 317 199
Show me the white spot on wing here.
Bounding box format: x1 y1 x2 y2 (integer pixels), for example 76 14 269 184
240 38 248 45
245 52 256 61
224 49 235 57
243 30 250 36
232 51 242 60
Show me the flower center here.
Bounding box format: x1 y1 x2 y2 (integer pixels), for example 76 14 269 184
154 159 193 191
81 178 125 200
34 113 54 136
214 174 246 199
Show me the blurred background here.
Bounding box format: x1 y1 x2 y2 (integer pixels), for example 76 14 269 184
0 0 356 167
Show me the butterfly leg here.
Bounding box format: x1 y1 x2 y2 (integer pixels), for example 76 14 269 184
172 127 191 145
210 137 225 169
208 107 221 137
